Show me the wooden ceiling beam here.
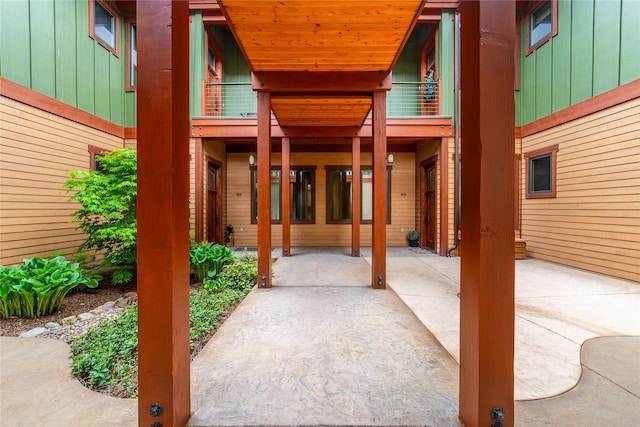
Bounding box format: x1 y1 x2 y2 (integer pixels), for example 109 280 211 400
252 72 392 92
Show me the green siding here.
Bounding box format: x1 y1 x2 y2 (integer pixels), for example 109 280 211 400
0 0 31 87
518 0 639 125
190 12 205 117
439 11 455 118
0 0 132 127
551 0 571 113
30 1 56 97
570 0 594 104
54 0 78 106
620 0 640 84
592 0 621 96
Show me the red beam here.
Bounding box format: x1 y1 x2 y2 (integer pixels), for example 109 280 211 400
137 1 191 426
257 91 272 288
459 1 515 426
252 72 392 92
371 91 387 289
351 136 361 257
281 137 291 257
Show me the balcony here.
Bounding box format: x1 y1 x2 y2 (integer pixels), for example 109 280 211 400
202 81 441 119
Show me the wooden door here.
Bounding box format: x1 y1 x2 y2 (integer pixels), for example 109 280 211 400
421 160 437 250
206 162 222 243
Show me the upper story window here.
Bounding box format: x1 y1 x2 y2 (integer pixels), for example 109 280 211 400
525 0 558 55
525 145 558 199
89 0 121 57
126 19 137 91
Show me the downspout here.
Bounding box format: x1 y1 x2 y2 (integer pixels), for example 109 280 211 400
447 10 461 257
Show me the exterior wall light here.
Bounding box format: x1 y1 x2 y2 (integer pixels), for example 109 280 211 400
249 154 255 165
387 153 394 164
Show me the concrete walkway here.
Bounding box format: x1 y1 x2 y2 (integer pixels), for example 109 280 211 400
1 247 639 426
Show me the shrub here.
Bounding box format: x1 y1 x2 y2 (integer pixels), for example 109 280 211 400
64 148 137 283
203 254 257 292
189 242 234 281
0 256 100 318
71 287 249 398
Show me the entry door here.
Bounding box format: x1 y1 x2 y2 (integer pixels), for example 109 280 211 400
206 162 222 243
421 160 436 250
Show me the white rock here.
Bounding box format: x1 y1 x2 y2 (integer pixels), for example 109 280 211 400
19 327 47 338
44 322 61 329
61 316 77 325
77 312 94 321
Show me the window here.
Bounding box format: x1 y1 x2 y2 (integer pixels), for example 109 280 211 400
326 166 391 224
126 19 137 91
525 0 558 55
289 167 316 223
251 167 281 224
88 145 107 173
525 145 558 199
89 0 121 57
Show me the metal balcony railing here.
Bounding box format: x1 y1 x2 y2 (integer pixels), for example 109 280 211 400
203 80 440 118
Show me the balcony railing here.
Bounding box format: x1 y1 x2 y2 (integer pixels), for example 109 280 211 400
202 80 440 118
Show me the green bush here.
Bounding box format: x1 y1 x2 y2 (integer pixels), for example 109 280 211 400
189 242 234 281
203 254 257 292
0 256 100 318
71 287 249 398
64 148 137 283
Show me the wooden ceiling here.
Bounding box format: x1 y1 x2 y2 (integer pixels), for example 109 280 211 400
218 0 425 133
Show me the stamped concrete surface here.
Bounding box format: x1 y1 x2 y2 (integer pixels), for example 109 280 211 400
378 248 640 401
0 336 137 427
189 250 461 427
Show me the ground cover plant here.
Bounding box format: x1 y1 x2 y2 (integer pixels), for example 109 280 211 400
0 256 100 318
64 148 137 284
70 253 257 398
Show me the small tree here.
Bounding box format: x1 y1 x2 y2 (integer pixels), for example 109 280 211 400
64 148 137 283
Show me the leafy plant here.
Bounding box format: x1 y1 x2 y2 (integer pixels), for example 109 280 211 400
0 256 100 318
203 254 257 292
71 286 250 398
64 148 137 283
407 230 419 241
189 242 234 281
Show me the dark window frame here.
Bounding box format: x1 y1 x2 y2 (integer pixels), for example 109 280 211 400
250 166 282 224
125 18 136 91
525 144 558 199
88 0 121 57
525 0 558 56
288 166 316 224
88 145 107 173
325 165 392 225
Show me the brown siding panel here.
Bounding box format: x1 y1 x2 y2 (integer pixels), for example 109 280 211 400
0 96 124 266
521 98 640 282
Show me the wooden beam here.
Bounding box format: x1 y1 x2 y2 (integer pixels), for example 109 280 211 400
281 137 291 257
252 72 392 92
371 91 387 289
136 2 191 426
439 136 449 256
257 91 272 288
459 2 515 426
352 136 361 257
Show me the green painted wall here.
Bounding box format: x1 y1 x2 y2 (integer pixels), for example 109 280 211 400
439 10 455 119
518 0 640 126
190 12 206 118
0 0 133 127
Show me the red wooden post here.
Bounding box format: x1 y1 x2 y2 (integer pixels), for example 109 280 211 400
459 1 516 426
257 91 272 287
282 137 291 257
439 136 448 256
195 137 204 242
351 136 361 257
137 2 191 426
371 91 387 288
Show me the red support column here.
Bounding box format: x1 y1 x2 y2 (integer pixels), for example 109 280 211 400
439 136 449 256
371 91 387 288
459 1 516 426
137 2 191 426
351 136 361 257
195 137 204 242
282 137 291 257
257 91 272 287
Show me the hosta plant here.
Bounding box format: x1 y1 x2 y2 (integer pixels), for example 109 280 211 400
189 242 234 281
0 256 100 318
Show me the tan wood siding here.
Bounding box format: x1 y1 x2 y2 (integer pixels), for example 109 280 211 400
226 151 416 247
521 98 640 282
0 96 124 266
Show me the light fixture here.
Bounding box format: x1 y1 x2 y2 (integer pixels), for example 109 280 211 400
249 153 255 165
387 153 394 164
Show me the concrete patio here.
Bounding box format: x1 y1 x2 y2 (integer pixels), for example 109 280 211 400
1 247 638 426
